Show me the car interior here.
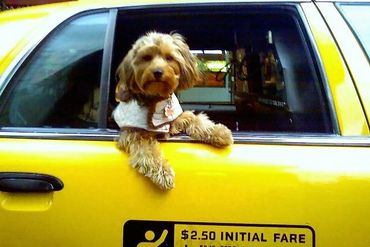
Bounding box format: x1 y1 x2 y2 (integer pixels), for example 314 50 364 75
108 6 333 133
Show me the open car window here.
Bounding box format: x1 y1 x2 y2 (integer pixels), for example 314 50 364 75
0 12 109 128
110 5 334 134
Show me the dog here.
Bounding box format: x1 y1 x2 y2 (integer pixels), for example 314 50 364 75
113 32 233 190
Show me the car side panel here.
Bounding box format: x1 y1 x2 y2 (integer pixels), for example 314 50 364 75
0 138 370 246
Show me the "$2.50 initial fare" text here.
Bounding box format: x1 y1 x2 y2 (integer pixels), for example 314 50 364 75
180 229 307 244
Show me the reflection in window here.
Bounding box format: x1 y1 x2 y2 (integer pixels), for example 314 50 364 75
0 12 108 128
339 4 370 60
193 50 229 88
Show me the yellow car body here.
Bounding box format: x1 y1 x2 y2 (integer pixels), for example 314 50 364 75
0 1 369 247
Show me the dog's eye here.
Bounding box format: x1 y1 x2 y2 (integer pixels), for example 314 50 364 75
142 55 153 62
165 55 174 62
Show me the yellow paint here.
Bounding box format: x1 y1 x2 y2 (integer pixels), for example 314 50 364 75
0 192 53 211
0 139 370 246
0 1 370 247
301 3 369 135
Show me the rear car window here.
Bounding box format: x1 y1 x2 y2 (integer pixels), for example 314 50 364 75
0 12 109 128
338 3 370 60
110 5 334 134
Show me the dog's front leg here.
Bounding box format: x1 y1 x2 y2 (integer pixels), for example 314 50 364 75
117 130 175 190
170 111 233 147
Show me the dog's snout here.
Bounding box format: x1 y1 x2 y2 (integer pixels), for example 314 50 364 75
153 68 164 80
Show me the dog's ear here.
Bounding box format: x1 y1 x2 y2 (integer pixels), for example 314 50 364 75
115 49 140 102
171 33 201 91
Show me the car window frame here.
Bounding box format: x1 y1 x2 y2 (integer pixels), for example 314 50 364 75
0 8 116 132
112 2 339 135
0 2 351 145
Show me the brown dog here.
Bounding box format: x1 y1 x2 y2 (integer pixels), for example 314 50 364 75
114 32 233 190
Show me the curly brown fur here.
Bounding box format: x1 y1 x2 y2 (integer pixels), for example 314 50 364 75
170 111 233 147
117 129 174 189
115 32 200 102
115 32 233 190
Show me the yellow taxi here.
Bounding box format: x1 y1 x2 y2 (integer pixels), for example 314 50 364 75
0 0 369 246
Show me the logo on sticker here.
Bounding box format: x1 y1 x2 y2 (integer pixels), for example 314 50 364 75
123 220 315 247
136 229 169 247
124 220 174 247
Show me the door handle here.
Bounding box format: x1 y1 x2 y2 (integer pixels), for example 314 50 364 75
0 172 63 193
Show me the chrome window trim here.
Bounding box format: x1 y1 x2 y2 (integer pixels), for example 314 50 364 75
232 134 370 146
0 129 369 147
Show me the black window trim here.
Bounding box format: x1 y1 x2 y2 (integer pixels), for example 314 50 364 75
296 3 339 134
0 3 343 143
98 8 117 129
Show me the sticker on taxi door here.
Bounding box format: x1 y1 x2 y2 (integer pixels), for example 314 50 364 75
123 220 315 247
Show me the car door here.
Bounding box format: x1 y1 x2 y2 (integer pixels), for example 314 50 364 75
0 10 131 246
1 2 370 247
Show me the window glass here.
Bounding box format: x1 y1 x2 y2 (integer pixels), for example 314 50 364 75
339 4 370 60
0 12 108 128
111 6 334 133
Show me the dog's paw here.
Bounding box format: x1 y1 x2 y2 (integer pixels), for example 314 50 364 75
169 111 195 135
169 122 181 135
131 157 155 176
209 124 234 147
150 164 175 190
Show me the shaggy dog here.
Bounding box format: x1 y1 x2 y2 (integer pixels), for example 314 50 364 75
113 32 233 190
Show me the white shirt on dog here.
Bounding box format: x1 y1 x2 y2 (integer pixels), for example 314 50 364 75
113 94 183 133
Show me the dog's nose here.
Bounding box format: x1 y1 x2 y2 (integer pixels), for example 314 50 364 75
153 68 163 80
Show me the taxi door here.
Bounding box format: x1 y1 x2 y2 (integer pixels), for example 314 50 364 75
0 2 370 247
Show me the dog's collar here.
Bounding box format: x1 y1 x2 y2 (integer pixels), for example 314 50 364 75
113 94 183 133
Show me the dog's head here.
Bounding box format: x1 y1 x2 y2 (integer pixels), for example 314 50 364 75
115 32 200 101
